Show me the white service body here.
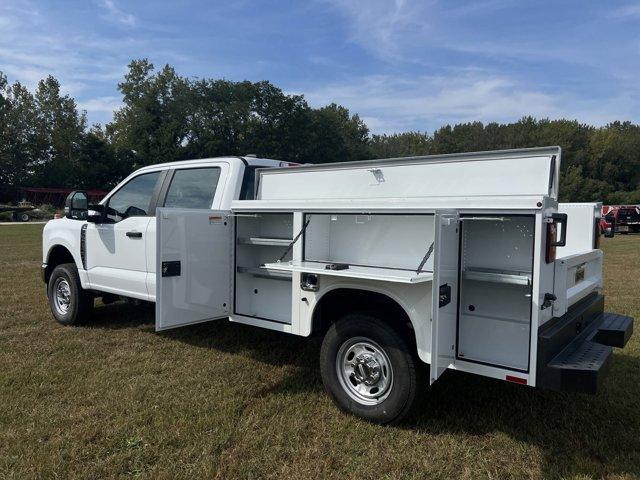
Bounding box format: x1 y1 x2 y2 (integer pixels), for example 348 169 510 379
43 147 632 402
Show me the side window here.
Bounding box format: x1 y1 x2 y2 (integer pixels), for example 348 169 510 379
240 166 259 200
164 167 221 209
107 171 161 222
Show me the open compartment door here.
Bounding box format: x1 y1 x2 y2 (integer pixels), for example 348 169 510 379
430 210 460 384
156 208 233 331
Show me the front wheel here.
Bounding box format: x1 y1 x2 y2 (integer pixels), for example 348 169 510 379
320 313 418 424
47 263 93 325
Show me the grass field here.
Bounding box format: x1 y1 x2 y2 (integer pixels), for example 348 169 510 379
1 224 639 479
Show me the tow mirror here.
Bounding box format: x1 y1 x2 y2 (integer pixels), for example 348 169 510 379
64 191 89 220
87 203 105 223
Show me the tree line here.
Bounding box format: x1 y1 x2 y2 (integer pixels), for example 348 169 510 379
1 59 639 204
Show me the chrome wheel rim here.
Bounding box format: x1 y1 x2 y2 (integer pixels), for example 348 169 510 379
336 337 393 405
53 278 72 315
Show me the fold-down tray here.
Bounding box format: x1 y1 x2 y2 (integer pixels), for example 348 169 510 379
261 261 433 284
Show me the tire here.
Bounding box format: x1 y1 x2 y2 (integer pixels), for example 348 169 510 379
47 263 93 325
20 213 29 222
320 313 418 424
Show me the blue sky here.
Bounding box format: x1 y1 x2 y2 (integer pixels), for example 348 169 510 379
1 0 640 133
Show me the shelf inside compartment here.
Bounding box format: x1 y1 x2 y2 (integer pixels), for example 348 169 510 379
261 261 433 284
237 237 292 247
462 267 532 286
236 266 292 281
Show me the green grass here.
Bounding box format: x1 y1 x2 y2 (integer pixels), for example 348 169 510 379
1 224 639 479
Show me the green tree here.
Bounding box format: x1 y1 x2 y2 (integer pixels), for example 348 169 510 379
108 59 191 167
33 76 86 187
307 103 369 163
369 132 431 159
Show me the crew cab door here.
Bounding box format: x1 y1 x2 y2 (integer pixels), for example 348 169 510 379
430 210 460 384
156 208 233 331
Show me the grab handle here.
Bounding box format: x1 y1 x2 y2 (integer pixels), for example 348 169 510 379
550 213 567 247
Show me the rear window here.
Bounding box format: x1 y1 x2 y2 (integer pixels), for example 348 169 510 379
618 209 640 220
240 166 259 200
164 167 221 209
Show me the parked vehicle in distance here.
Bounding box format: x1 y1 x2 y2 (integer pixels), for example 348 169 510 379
601 205 640 235
42 148 633 424
0 201 35 222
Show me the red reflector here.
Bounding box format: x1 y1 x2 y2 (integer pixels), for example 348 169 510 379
506 375 527 385
545 222 557 263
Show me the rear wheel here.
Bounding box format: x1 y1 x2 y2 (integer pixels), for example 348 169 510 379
320 313 418 424
47 263 93 325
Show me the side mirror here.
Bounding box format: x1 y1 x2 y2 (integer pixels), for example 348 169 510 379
87 203 105 223
64 191 89 220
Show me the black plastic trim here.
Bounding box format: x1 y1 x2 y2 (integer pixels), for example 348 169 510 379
148 169 169 217
80 224 87 269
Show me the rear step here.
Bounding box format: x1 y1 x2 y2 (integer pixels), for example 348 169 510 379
547 341 613 394
593 312 633 348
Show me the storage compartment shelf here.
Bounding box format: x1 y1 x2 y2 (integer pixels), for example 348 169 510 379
236 266 292 281
261 261 433 284
462 267 532 286
237 237 292 246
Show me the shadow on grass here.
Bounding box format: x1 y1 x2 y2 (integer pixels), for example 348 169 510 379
84 302 640 478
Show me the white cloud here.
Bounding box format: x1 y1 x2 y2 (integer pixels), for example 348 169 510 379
77 96 123 125
0 1 139 125
99 0 136 27
610 3 640 18
300 71 635 133
321 0 430 61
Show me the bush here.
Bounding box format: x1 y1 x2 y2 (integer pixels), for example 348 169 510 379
28 204 57 220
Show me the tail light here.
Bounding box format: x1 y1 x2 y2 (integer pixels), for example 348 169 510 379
545 213 568 264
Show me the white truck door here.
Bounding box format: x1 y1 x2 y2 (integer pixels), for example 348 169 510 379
156 208 233 331
430 210 460 384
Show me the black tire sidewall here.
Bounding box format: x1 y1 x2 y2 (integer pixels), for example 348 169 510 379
320 314 417 424
47 263 88 325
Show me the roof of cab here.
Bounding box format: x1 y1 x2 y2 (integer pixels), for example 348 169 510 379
133 156 284 173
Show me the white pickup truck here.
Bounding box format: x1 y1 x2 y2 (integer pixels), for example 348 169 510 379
42 147 633 424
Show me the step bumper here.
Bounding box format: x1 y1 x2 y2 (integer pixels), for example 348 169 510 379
537 294 634 394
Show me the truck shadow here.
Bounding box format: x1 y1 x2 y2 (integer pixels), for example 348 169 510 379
85 302 640 478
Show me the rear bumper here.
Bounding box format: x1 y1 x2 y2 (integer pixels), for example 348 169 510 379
536 293 633 394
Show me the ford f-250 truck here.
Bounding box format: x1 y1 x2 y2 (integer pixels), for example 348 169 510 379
42 148 633 424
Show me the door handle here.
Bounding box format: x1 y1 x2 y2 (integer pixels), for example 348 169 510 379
126 231 142 238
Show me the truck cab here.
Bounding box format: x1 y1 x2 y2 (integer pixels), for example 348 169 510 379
42 156 287 310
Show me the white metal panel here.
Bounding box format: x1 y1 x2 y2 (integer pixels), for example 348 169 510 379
156 208 232 331
85 216 152 300
552 250 603 317
430 211 459 383
231 196 547 213
557 203 600 257
303 213 435 271
257 148 560 201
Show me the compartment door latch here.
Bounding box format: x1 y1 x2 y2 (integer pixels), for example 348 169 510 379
439 283 451 308
162 261 181 277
